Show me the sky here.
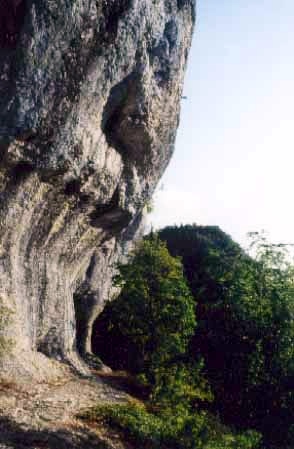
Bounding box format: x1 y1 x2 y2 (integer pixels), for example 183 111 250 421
149 0 294 249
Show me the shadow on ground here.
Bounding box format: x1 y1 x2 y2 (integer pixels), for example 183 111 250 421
95 371 149 400
0 416 109 449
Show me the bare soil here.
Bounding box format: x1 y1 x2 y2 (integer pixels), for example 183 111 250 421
0 370 132 449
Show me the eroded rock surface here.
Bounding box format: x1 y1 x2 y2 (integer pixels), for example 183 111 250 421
0 0 195 378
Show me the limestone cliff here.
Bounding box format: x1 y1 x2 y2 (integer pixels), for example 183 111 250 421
0 0 195 378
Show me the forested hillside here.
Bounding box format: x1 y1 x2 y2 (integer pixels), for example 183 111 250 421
93 225 294 449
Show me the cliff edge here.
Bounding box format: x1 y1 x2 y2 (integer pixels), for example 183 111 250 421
0 0 195 380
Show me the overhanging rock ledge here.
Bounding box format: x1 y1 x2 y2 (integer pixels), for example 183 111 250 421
0 0 195 379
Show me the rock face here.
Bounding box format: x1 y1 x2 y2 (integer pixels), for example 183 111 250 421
0 0 195 377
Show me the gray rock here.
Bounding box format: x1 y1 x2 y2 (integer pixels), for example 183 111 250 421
0 0 195 378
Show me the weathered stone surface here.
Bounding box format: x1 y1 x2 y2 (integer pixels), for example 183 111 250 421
0 0 195 377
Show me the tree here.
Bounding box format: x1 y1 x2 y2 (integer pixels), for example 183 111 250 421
240 232 294 445
93 235 196 388
91 230 261 449
158 225 294 447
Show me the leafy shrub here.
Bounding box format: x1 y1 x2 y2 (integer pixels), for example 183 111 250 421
151 360 213 408
82 402 261 449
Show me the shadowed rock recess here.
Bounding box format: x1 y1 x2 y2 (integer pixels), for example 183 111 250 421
0 0 195 378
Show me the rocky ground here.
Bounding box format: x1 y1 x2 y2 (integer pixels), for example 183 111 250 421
0 369 132 449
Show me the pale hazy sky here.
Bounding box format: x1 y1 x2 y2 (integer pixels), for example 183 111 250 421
149 0 294 248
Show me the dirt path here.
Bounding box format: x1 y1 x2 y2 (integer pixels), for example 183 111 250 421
0 371 131 449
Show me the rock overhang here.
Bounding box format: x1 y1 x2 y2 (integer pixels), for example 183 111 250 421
0 0 195 378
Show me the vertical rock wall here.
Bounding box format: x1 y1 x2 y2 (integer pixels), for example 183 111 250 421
0 0 195 377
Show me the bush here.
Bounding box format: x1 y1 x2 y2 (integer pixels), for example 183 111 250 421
82 403 261 449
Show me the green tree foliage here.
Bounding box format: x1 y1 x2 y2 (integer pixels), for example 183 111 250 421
158 225 294 447
91 231 261 449
93 235 196 389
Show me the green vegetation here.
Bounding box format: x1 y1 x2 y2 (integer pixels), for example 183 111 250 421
82 402 261 449
91 226 294 449
158 226 294 448
95 236 196 392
